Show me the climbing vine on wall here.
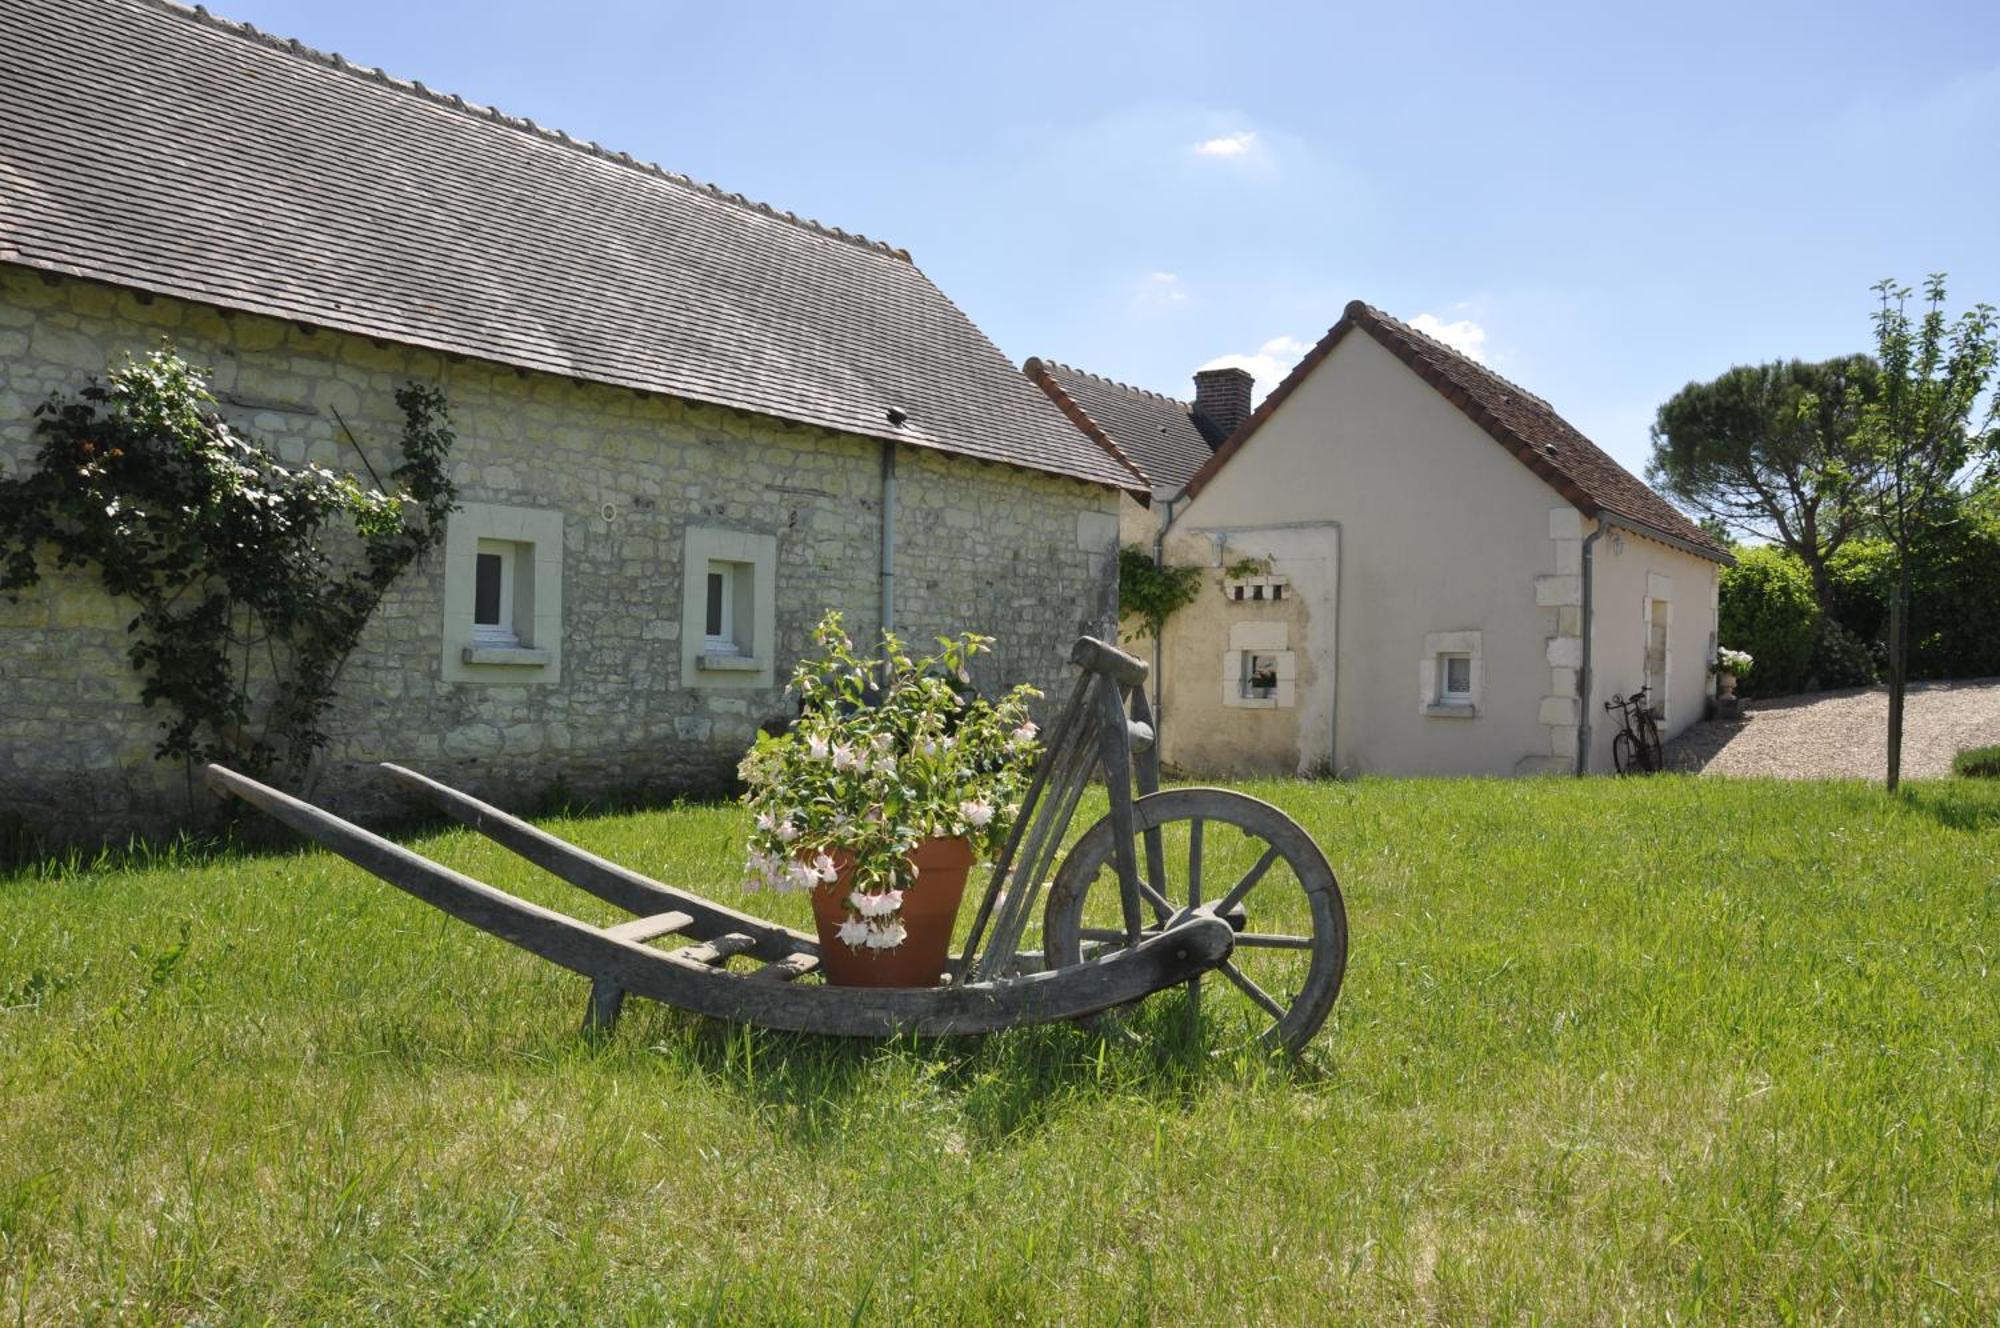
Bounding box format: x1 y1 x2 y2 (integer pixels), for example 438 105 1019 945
1118 544 1203 639
0 347 458 784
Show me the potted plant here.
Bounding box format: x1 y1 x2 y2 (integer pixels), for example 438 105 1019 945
1713 647 1753 699
736 613 1041 987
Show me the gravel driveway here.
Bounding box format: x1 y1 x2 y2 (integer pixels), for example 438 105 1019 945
1662 678 2000 779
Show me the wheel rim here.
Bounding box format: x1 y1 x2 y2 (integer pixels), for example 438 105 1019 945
1042 789 1348 1053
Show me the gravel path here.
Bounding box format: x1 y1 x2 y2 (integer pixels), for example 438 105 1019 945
1662 678 2000 779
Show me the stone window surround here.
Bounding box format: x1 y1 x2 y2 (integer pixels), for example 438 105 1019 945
1419 629 1483 717
681 525 777 689
1644 572 1673 725
1222 620 1295 710
441 501 564 684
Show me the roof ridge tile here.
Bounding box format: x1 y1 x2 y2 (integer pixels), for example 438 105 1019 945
159 0 913 261
1038 358 1193 409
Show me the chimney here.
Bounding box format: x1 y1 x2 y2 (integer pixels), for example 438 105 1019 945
1192 366 1254 443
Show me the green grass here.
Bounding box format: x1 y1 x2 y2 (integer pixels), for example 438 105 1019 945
1956 745 2000 779
2 777 1998 1324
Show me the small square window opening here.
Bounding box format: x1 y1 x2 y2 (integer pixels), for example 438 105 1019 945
1243 653 1279 700
1440 653 1472 702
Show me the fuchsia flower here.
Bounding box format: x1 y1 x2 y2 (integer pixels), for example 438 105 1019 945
958 798 994 828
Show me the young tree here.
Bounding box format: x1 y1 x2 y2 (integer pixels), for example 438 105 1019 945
1648 355 1878 608
1860 275 1998 790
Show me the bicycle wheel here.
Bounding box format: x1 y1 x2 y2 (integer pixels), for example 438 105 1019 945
1636 708 1663 771
1612 730 1638 775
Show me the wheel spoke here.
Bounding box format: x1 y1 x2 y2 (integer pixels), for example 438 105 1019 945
1187 818 1204 907
1135 875 1174 924
1214 845 1282 917
1219 960 1288 1023
1234 932 1315 950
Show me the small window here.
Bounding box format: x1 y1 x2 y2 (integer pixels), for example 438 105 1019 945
472 539 518 645
705 562 736 652
1440 653 1472 702
1242 653 1278 700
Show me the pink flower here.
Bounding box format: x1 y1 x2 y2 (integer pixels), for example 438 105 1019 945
832 743 862 772
836 917 870 949
782 861 820 893
812 852 839 884
958 798 993 829
848 889 903 919
1011 722 1038 744
806 735 830 761
863 922 907 950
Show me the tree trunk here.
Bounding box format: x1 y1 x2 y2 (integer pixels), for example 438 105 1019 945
1885 561 1908 792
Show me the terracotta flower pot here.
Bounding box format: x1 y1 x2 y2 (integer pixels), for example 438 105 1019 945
808 835 975 988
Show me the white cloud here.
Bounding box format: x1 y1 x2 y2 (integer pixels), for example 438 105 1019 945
1193 130 1257 158
1198 335 1313 400
1133 271 1190 314
1408 314 1488 362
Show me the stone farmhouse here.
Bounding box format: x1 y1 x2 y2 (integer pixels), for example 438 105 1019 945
0 0 1141 843
1030 301 1733 777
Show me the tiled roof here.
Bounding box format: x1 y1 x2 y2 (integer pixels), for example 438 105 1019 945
0 0 1140 491
1023 359 1215 493
1184 300 1732 562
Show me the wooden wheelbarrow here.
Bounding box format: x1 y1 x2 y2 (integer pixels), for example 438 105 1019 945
206 638 1349 1051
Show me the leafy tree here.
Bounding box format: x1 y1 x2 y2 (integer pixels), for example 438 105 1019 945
1859 275 1998 790
1648 355 1879 609
1718 546 1820 696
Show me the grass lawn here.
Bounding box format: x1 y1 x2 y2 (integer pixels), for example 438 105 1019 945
3 775 1998 1324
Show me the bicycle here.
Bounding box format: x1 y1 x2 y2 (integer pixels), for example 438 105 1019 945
1604 686 1663 774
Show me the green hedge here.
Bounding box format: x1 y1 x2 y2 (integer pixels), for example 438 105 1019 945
1954 746 2000 778
1719 546 1820 696
1825 499 2000 682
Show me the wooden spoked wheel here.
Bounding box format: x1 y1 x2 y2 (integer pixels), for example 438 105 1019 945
1042 789 1348 1054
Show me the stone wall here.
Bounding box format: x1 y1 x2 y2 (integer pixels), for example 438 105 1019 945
0 269 1120 847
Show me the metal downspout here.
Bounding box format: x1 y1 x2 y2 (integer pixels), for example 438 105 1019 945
1152 495 1173 718
879 441 896 636
1575 516 1608 775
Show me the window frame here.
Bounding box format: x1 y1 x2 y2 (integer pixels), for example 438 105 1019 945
472 539 519 646
1439 651 1473 702
682 527 778 689
441 503 564 684
704 561 737 654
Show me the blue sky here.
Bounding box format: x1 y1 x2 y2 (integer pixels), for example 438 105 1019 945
225 0 2000 477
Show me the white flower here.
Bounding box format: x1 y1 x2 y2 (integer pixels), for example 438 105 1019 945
806 734 830 761
836 917 871 949
848 889 903 918
783 861 820 893
863 922 907 950
832 743 862 772
812 852 840 884
958 798 993 828
872 753 897 777
755 811 777 834
871 733 895 754
1011 722 1038 744
774 819 800 844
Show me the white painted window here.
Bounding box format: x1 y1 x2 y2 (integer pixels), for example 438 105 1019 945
682 527 778 688
442 503 564 684
704 561 739 653
472 539 519 645
1440 652 1473 702
1419 630 1482 717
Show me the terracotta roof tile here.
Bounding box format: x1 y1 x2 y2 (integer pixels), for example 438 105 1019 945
1184 300 1731 561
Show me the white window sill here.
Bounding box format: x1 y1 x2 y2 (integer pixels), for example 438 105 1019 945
1423 701 1478 718
461 645 553 667
697 652 765 673
1231 696 1279 710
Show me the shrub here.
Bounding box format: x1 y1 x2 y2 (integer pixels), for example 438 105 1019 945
1718 546 1820 695
1806 617 1879 690
1825 502 2000 682
1953 745 2000 778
